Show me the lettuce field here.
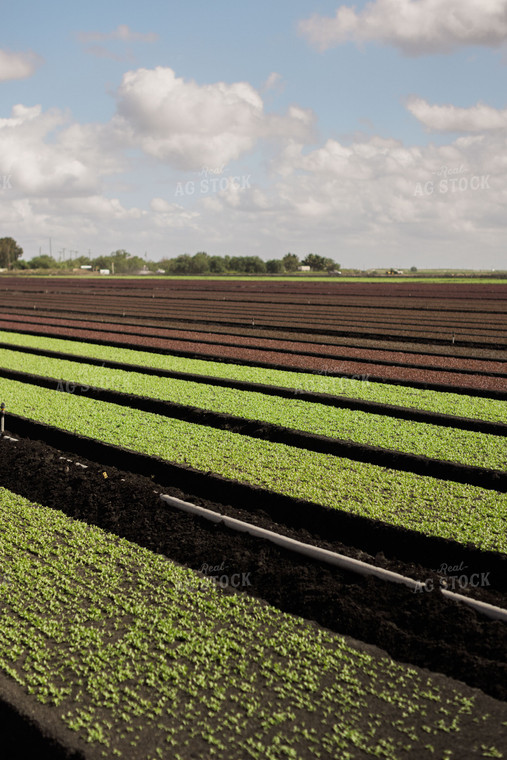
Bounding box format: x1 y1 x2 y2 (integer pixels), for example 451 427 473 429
0 275 505 758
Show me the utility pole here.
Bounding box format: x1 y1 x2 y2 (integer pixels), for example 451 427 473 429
49 238 52 257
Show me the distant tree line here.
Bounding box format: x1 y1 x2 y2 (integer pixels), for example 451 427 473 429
158 252 339 274
0 237 340 274
4 247 147 274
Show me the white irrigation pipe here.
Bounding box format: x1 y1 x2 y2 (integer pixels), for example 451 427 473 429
58 457 88 469
160 494 507 624
0 402 17 441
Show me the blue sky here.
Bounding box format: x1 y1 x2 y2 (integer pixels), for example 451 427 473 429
1 0 507 268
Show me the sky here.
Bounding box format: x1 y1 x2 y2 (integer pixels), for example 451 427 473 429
1 0 507 269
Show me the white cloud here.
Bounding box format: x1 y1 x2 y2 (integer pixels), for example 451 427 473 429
211 129 505 265
0 103 45 128
78 24 158 45
83 45 134 62
150 197 200 228
262 72 284 92
0 67 504 267
0 103 124 197
58 196 143 219
113 66 315 170
299 0 507 56
0 49 42 81
407 97 507 131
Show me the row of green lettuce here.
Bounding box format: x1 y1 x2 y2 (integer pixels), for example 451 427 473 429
0 487 505 759
0 375 505 553
0 329 505 424
0 347 505 471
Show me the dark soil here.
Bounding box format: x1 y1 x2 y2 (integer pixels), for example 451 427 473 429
0 433 506 709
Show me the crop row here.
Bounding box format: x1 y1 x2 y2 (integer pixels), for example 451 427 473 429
3 312 504 364
1 486 504 759
2 314 503 374
6 292 503 329
1 319 504 393
3 285 505 314
0 375 506 552
12 310 506 362
2 348 505 471
1 330 505 423
3 311 505 366
5 291 506 331
5 277 507 294
3 295 504 340
4 275 507 295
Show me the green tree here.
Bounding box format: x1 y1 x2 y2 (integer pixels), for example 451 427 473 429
266 259 284 273
60 255 92 271
228 256 246 273
242 256 266 273
28 255 58 269
73 256 92 267
209 255 227 273
282 253 299 272
170 254 193 274
12 259 30 270
410 266 418 272
92 255 113 271
324 258 340 272
157 258 174 274
190 252 211 274
302 253 330 271
107 250 145 273
123 256 145 273
0 237 23 269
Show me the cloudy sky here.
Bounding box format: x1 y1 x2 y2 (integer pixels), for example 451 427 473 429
1 0 507 268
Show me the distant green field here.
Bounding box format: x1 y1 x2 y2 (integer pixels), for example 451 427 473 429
1 273 506 283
